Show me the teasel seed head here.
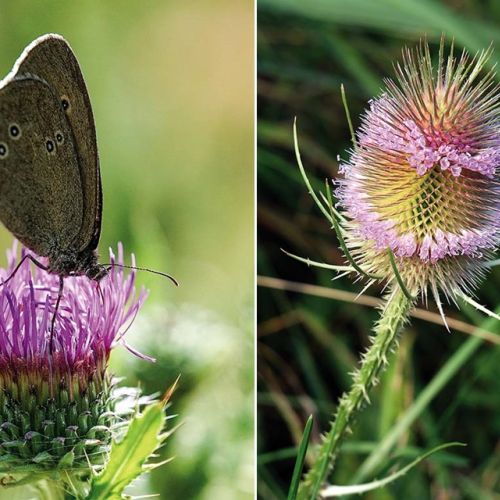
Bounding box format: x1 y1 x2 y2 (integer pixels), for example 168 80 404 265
337 40 500 303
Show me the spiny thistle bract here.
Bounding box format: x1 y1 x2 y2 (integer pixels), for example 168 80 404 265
0 241 146 474
336 41 499 310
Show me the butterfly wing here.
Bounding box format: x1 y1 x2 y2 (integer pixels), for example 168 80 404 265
13 34 102 254
0 77 83 256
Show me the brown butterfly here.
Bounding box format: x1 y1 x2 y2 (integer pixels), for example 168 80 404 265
0 34 177 348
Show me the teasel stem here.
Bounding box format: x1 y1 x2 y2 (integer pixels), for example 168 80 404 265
297 287 414 499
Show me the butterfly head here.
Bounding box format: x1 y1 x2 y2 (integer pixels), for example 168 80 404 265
48 247 107 281
78 249 108 282
85 262 108 282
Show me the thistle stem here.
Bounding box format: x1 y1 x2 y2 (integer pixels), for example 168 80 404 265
297 287 413 499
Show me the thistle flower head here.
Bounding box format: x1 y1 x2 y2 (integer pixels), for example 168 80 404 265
0 241 147 472
337 41 500 301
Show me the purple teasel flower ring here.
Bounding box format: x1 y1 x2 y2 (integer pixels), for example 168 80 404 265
336 41 500 308
0 241 147 472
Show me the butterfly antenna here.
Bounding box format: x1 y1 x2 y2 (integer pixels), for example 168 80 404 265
103 263 179 287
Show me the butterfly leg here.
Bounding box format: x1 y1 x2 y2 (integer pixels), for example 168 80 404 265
0 253 48 287
96 281 104 302
49 276 64 356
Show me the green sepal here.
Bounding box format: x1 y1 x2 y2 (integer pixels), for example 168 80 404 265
58 450 75 469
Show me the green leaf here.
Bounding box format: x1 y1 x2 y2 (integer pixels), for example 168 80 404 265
287 415 313 500
293 118 334 223
87 400 168 500
340 84 357 149
321 442 465 497
324 180 381 280
387 249 415 301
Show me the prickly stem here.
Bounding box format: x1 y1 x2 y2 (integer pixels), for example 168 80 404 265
297 288 413 499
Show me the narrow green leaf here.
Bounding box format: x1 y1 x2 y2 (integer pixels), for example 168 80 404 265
459 292 500 321
287 416 313 500
321 442 465 497
293 119 332 223
340 84 357 149
325 180 381 280
281 248 354 273
387 249 415 301
87 401 167 500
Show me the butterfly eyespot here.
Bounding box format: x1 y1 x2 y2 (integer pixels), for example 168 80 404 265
45 139 55 154
0 143 8 159
8 124 21 140
55 132 64 144
61 96 70 112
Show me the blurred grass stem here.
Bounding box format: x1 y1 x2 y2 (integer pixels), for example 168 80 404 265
258 275 500 345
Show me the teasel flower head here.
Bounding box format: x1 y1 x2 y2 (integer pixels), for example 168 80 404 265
336 40 500 309
0 241 147 473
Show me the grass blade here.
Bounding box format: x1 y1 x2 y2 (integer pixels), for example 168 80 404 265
287 415 314 500
322 442 465 497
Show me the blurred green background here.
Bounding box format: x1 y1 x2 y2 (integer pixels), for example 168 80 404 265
258 1 500 499
0 1 254 499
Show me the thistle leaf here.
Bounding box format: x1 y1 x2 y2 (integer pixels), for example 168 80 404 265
87 400 169 500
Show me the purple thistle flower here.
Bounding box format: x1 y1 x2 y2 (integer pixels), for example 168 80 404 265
337 41 500 302
0 240 147 470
